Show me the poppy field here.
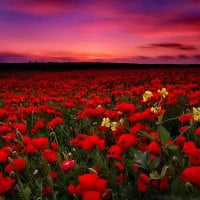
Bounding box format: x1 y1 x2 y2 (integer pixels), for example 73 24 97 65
0 68 200 200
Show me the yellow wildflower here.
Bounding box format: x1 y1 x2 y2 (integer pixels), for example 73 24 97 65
143 91 153 102
101 117 111 127
119 118 124 124
151 106 161 113
111 122 118 131
193 107 200 121
158 88 168 98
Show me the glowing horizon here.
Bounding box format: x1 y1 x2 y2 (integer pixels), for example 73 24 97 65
0 0 200 64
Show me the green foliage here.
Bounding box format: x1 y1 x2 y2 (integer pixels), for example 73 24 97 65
158 125 171 145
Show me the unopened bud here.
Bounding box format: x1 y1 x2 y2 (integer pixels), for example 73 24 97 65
50 132 55 137
172 156 177 163
8 157 14 164
68 152 72 159
9 171 15 178
102 192 107 199
13 151 18 157
33 169 39 175
88 168 98 174
185 181 193 192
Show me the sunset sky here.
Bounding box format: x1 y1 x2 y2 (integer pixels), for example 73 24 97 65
0 0 200 63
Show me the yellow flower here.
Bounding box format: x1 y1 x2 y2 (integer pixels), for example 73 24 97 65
158 88 168 98
151 106 161 113
193 107 200 121
111 122 118 131
119 118 124 124
101 117 111 127
143 91 153 102
101 118 124 131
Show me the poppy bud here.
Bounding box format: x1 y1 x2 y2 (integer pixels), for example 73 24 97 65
185 182 193 192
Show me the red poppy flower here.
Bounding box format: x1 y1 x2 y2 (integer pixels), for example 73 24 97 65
0 150 8 163
0 109 8 118
115 173 125 185
67 184 76 194
180 167 200 187
176 136 186 148
183 141 196 154
49 171 59 180
78 173 99 191
115 162 125 172
115 103 137 115
50 142 59 151
97 139 105 151
195 127 200 135
24 143 38 155
82 136 100 151
42 149 57 164
33 137 49 150
42 185 52 196
117 134 137 149
107 145 123 160
152 176 169 190
0 125 11 134
146 141 161 155
137 173 150 192
13 158 26 172
46 117 63 129
96 178 107 193
14 123 27 134
178 114 194 123
60 159 75 172
0 172 15 195
82 191 101 200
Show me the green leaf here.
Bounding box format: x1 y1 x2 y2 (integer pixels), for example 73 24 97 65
152 156 161 169
149 171 160 180
158 113 164 124
168 145 178 150
158 125 171 145
170 179 185 196
140 131 155 140
23 186 32 200
134 151 150 170
160 165 169 179
134 151 143 162
17 181 32 200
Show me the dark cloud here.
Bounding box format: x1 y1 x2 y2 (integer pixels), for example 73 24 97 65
193 55 200 59
168 14 200 29
0 52 28 62
178 54 190 59
0 52 79 63
136 56 151 59
158 55 175 59
141 43 196 51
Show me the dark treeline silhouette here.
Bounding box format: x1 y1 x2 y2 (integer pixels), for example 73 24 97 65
0 62 199 72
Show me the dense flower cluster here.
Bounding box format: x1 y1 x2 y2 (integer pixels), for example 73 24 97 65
0 68 200 199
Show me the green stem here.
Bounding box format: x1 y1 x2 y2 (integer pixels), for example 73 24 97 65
161 116 179 124
172 126 191 143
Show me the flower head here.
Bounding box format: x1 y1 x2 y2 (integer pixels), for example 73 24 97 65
158 88 168 98
111 121 118 131
193 107 200 121
101 117 110 127
151 106 161 113
143 91 153 102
